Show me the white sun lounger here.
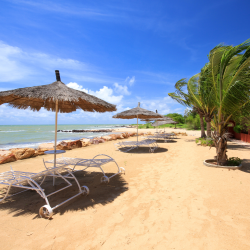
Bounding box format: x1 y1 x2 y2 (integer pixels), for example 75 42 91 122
43 154 125 184
114 139 158 153
160 132 176 139
145 135 170 142
145 133 175 142
0 165 89 219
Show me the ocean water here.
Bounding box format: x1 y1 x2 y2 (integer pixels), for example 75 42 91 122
0 124 125 150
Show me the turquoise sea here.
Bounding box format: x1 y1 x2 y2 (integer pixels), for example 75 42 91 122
0 124 125 150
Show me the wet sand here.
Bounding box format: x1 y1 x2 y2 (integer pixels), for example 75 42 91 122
0 129 250 250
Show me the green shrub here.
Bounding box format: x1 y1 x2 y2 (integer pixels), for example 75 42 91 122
195 138 201 143
200 139 207 146
233 125 241 133
165 113 185 124
195 137 215 147
186 114 201 130
206 139 215 147
227 157 242 166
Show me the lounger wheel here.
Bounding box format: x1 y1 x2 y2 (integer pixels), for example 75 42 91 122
39 205 53 219
81 186 89 195
120 167 125 174
101 176 109 184
149 149 154 153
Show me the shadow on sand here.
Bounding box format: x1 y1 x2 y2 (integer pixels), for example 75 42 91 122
227 142 250 151
239 159 250 174
153 140 177 144
184 139 196 142
119 147 168 154
0 170 128 219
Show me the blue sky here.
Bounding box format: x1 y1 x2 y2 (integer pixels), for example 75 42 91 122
0 0 249 125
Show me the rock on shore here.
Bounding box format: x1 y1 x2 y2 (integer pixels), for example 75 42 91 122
57 129 113 133
0 131 148 164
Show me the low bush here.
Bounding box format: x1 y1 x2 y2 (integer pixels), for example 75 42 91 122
227 157 242 166
195 137 215 147
233 125 241 133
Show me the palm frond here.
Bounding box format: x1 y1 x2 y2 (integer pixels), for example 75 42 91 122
209 45 231 87
222 56 250 116
187 74 204 112
168 92 190 107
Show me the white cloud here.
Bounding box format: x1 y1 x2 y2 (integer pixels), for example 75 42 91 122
66 82 123 104
125 76 135 86
91 86 123 104
0 41 89 83
139 96 185 116
0 104 54 125
0 42 31 82
129 76 135 86
163 96 176 103
113 82 131 95
67 82 88 93
0 41 121 85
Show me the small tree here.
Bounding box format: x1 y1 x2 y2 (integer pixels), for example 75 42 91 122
168 79 207 138
208 40 250 165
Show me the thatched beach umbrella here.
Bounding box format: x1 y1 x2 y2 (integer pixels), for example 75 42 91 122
141 110 173 122
151 120 178 130
0 70 116 170
141 110 175 132
112 102 162 142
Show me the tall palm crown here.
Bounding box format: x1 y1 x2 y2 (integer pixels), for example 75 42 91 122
208 40 250 133
168 76 209 138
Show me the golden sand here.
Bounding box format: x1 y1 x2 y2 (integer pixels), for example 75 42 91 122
0 127 249 250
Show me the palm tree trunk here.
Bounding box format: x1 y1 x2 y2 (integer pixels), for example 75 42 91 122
216 137 228 165
212 131 228 165
205 117 212 137
199 114 206 138
206 122 211 137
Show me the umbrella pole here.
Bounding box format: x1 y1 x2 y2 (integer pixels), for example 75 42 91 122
53 100 58 186
137 114 138 144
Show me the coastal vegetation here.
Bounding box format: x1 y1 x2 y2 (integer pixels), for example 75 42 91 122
137 111 207 130
168 39 250 165
195 137 215 147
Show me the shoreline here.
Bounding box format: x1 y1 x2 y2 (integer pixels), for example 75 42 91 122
0 125 128 150
0 126 200 151
0 130 189 164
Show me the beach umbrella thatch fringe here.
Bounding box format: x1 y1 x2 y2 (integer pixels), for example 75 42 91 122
112 104 163 119
0 75 116 113
151 120 178 126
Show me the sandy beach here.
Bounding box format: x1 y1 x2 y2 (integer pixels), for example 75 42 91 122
0 127 250 250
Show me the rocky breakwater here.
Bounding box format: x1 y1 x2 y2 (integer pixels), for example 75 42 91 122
57 129 113 133
0 132 143 164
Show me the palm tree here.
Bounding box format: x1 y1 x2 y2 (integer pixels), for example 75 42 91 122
207 39 250 165
168 78 207 138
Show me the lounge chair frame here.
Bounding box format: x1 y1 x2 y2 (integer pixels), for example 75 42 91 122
145 133 176 142
114 139 158 153
43 154 125 184
0 165 89 219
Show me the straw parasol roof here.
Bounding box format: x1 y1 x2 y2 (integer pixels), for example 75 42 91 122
113 102 163 143
112 103 163 119
0 71 116 113
141 110 174 122
151 120 178 127
141 116 174 122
